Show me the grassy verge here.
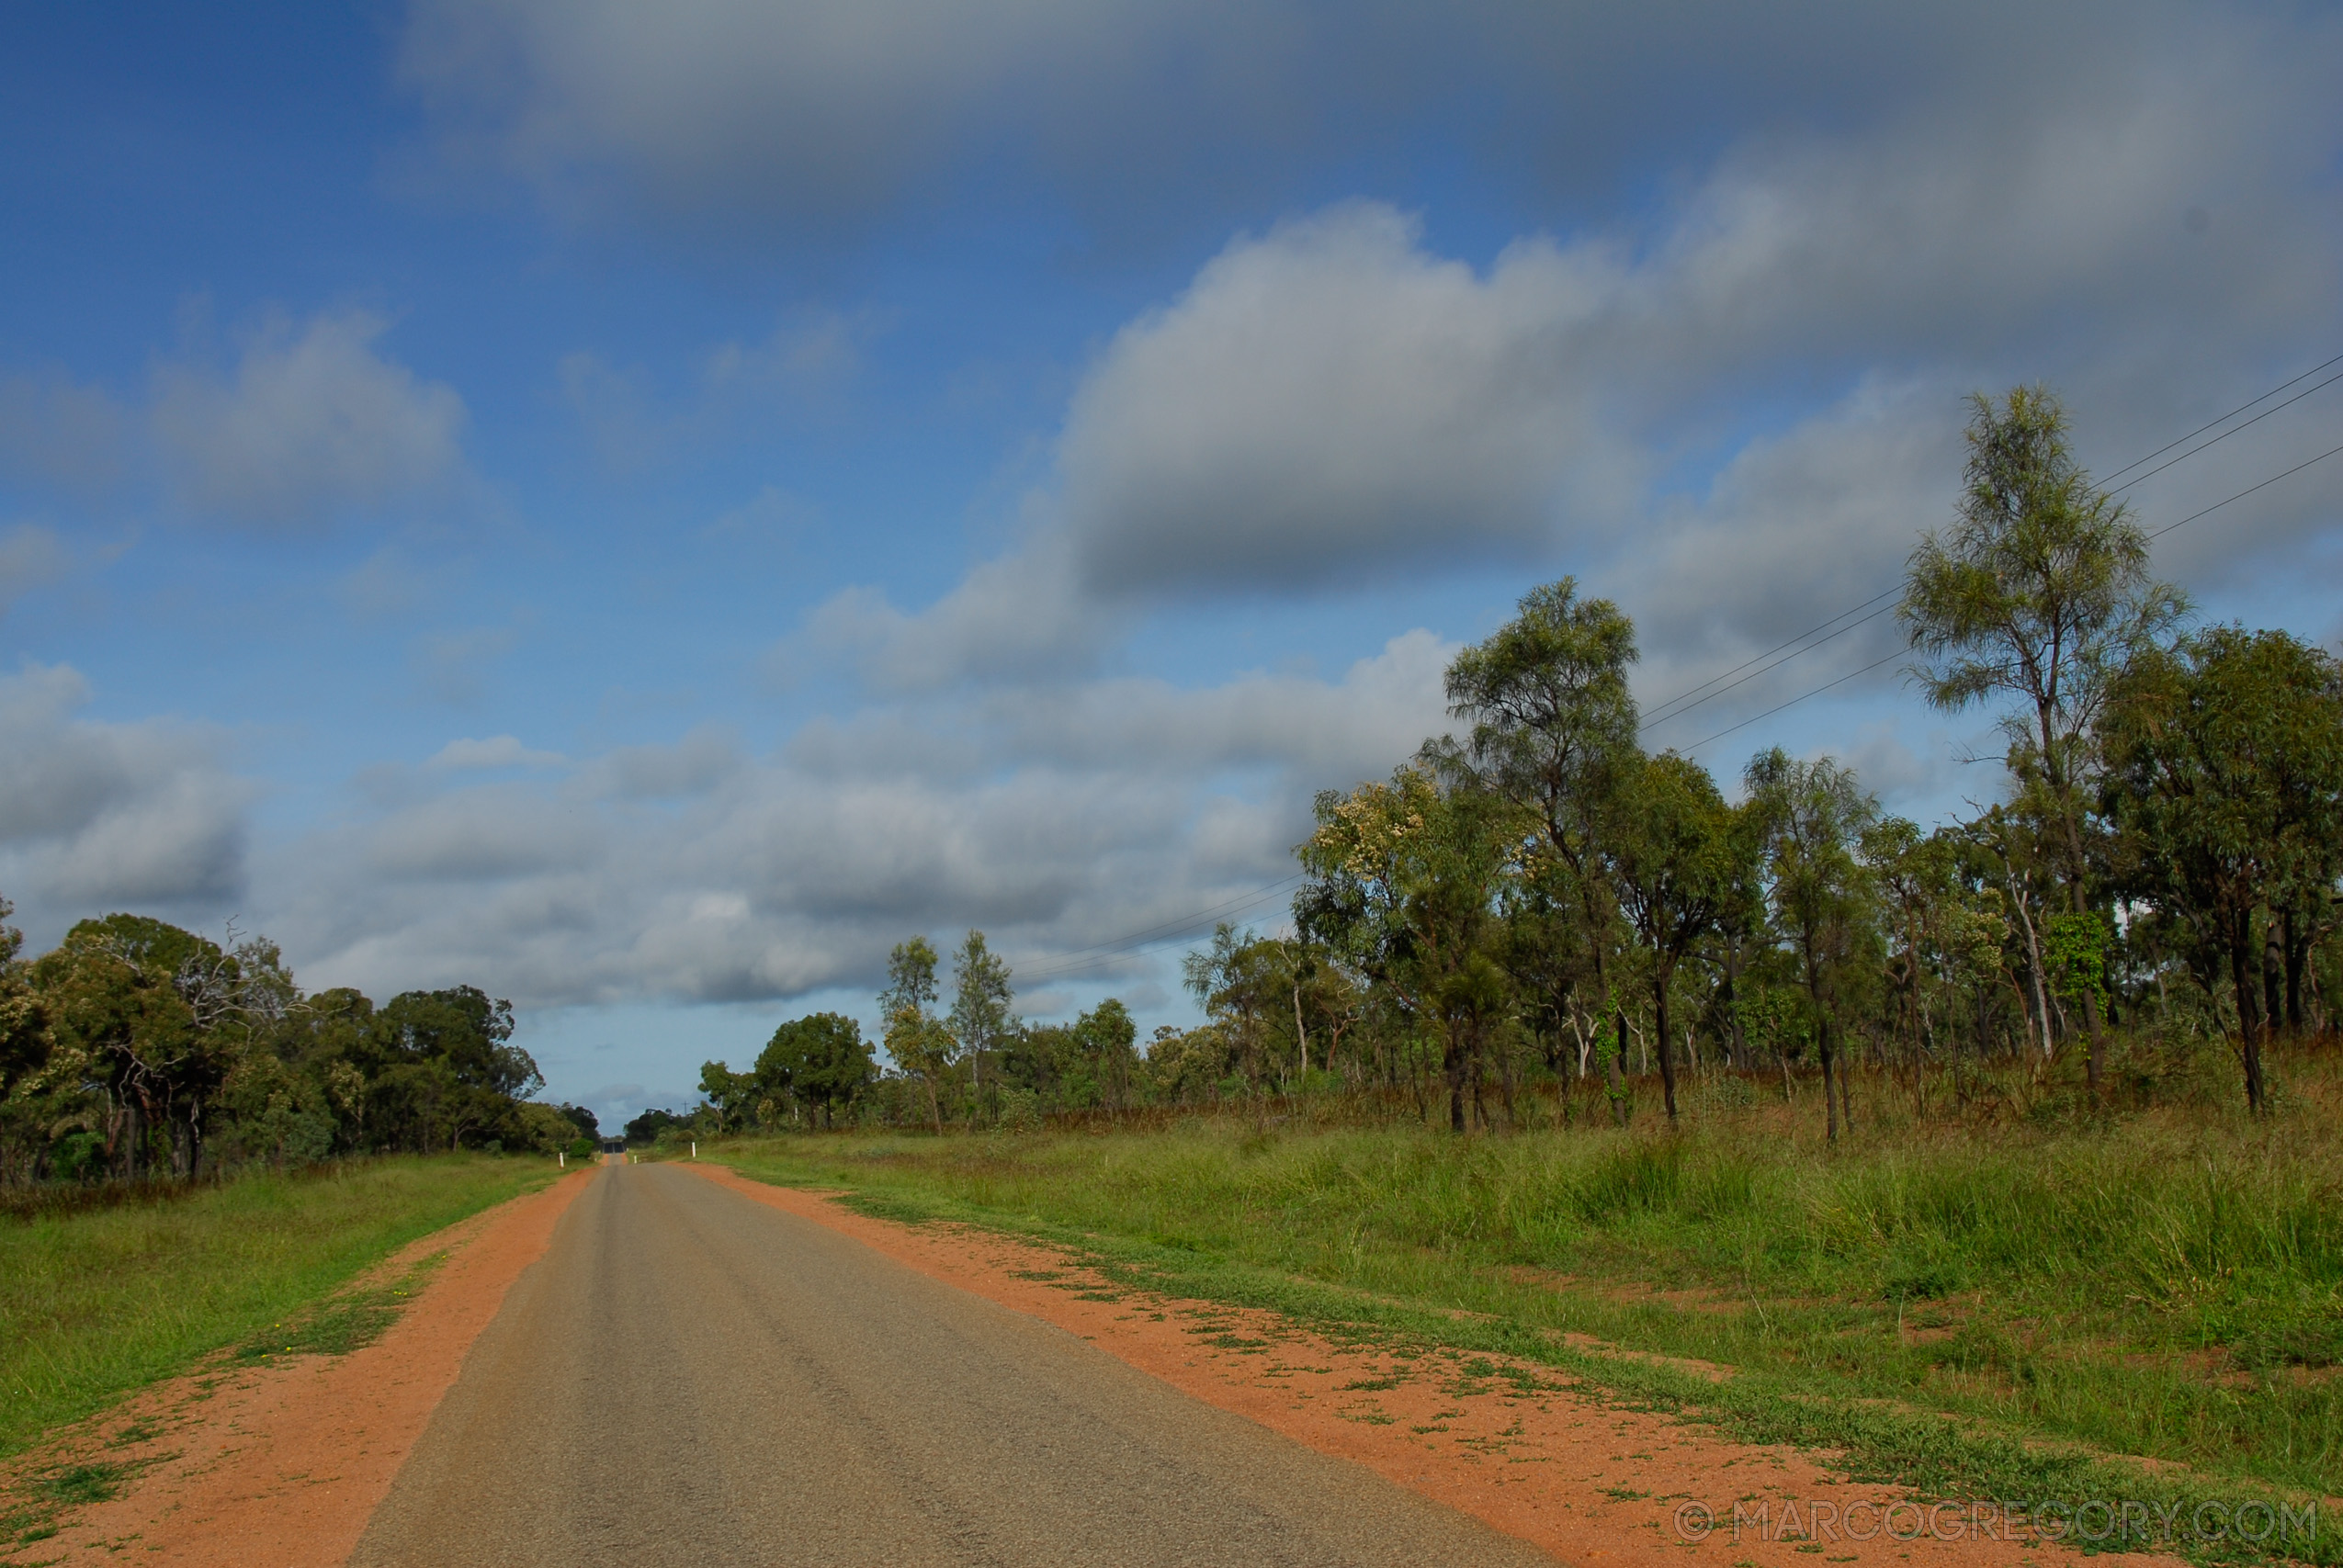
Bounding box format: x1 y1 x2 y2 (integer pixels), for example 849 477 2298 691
709 1065 2343 1562
0 1154 556 1460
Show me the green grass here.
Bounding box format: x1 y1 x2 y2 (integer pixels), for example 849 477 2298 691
0 1154 555 1459
707 1055 2343 1562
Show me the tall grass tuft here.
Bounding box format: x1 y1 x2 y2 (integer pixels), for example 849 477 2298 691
0 1154 553 1457
719 1045 2343 1501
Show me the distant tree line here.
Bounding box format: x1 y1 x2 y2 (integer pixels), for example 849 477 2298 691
0 909 596 1184
680 387 2343 1140
1274 386 2342 1131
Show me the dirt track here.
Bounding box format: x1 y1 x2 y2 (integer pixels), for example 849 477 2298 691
350 1160 1555 1566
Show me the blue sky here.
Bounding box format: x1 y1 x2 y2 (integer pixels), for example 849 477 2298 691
5 2 2341 1130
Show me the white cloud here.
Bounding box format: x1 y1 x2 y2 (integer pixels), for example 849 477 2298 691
266 631 1447 1010
560 310 877 470
787 22 2340 703
0 525 69 613
427 735 570 771
153 310 470 528
0 665 251 928
1049 40 2341 602
1061 204 1612 593
399 0 1185 222
0 370 125 493
788 539 1112 694
411 626 518 705
393 0 2189 244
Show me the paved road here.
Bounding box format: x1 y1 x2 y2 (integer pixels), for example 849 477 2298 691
353 1162 1555 1567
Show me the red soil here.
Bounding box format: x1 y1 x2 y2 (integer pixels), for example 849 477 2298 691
689 1162 2189 1568
3 1167 590 1567
4 1159 2199 1568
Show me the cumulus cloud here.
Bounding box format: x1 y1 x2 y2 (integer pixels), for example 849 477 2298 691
0 370 125 493
410 626 518 705
0 666 250 928
394 0 2179 243
153 310 470 528
427 735 569 771
815 21 2340 702
399 0 1215 224
0 525 69 613
1054 39 2338 599
787 539 1113 694
268 634 1447 1009
560 309 874 470
1061 204 1610 593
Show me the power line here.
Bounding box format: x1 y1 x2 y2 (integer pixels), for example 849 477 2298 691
1638 598 1900 728
2145 436 2343 539
1003 367 2343 983
1675 437 2343 753
1643 351 2343 735
2100 351 2343 483
1678 649 1908 755
2104 368 2343 498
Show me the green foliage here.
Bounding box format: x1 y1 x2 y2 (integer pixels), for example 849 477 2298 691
1 904 547 1184
755 1012 877 1125
2043 911 2109 1010
715 1057 2343 1506
1901 385 2188 847
0 1154 549 1456
623 1106 690 1146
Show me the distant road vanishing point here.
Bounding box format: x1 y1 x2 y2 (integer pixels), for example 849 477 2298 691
350 1162 1555 1566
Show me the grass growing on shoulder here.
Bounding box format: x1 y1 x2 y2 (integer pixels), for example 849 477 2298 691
0 1453 142 1554
709 1055 2343 1558
0 1155 553 1458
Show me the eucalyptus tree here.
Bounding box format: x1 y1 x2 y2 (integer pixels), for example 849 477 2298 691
1862 817 1975 1112
949 931 1017 1116
2100 626 2343 1111
879 936 952 1132
1073 998 1140 1111
1606 752 1749 1122
1443 578 1640 1111
30 916 294 1177
1901 385 2186 1100
1182 924 1286 1094
0 897 41 1102
757 1012 875 1126
1297 760 1513 1132
1746 748 1880 1141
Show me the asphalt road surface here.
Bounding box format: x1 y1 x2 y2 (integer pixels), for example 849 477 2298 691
352 1161 1555 1567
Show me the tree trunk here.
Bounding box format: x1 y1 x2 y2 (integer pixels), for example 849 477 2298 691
2281 906 2308 1034
1293 980 1309 1081
1818 1022 1839 1143
1606 1009 1629 1127
1444 1025 1468 1134
1653 965 1680 1123
2009 875 2055 1061
2229 919 2267 1113
1722 941 1748 1068
2046 724 2106 1103
2077 949 2106 1103
2264 914 2286 1039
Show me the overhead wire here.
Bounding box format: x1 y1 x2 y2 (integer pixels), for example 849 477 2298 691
1644 351 2343 738
1675 436 2343 754
1005 356 2343 979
